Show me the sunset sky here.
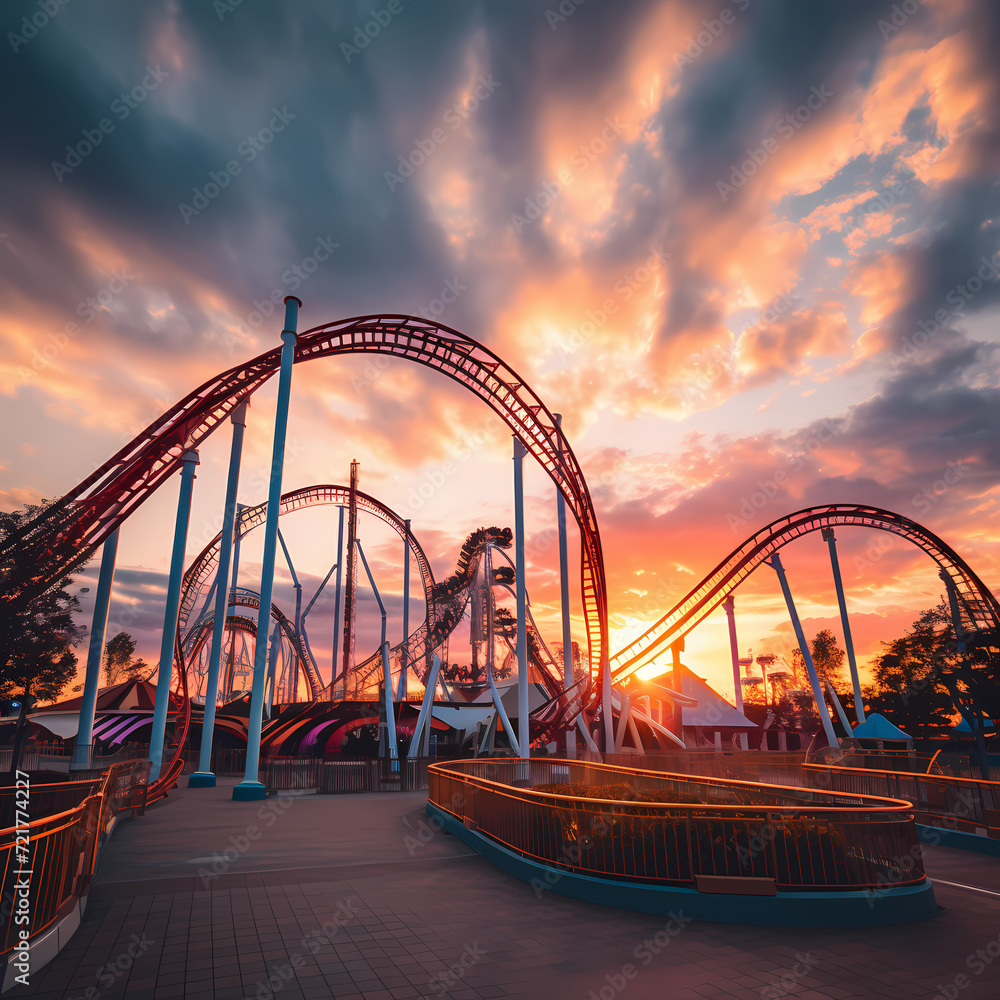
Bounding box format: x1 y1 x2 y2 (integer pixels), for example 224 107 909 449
3 0 999 703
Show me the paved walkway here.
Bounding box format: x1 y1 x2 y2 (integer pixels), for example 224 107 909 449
10 778 1000 1000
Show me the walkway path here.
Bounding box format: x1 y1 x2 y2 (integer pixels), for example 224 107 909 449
9 778 1000 999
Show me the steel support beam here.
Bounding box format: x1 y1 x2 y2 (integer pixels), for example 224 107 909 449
149 449 199 781
513 437 530 760
766 553 839 748
71 528 119 771
191 403 246 787
234 296 301 801
822 527 865 723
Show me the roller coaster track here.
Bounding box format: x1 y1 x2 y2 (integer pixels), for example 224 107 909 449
179 491 563 702
608 504 1000 683
179 484 438 699
0 316 609 690
182 592 316 698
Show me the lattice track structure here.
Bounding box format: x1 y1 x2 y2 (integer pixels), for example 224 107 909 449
179 484 438 699
609 504 1000 684
182 596 310 700
0 315 607 715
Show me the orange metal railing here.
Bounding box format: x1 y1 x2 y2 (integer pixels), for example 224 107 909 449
606 750 1000 841
0 760 150 956
428 758 926 892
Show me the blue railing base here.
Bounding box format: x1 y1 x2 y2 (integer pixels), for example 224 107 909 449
917 823 1000 857
427 803 940 928
232 780 267 801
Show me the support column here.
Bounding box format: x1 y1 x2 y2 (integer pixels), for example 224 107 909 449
277 529 302 701
190 403 247 787
71 528 119 770
339 460 359 694
723 596 748 750
822 527 865 724
396 519 410 702
149 449 200 781
723 596 743 714
766 552 839 748
513 437 530 760
234 296 301 801
330 506 344 700
555 414 576 759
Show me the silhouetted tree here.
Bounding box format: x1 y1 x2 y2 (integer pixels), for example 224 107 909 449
0 504 83 704
810 629 846 689
104 631 137 684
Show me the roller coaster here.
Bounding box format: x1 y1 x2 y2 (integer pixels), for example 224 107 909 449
3 314 999 791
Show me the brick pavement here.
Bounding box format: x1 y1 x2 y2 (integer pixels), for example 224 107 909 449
9 779 1000 1000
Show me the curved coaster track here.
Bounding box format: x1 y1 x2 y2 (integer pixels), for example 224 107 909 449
2 315 998 757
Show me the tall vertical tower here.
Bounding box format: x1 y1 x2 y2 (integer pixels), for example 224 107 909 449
340 460 359 694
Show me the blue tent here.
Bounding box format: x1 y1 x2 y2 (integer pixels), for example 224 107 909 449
852 712 911 740
951 716 996 734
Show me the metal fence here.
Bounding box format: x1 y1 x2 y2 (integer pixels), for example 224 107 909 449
0 760 150 957
428 758 926 892
606 749 1000 841
802 762 1000 837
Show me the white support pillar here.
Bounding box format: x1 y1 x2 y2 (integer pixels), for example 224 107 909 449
821 528 865 723
190 402 247 787
149 449 200 782
513 436 530 761
71 528 119 771
723 596 749 750
554 414 576 759
766 552 839 748
234 296 301 801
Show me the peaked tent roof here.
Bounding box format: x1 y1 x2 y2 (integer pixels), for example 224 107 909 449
852 712 911 740
33 678 175 714
677 665 757 729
